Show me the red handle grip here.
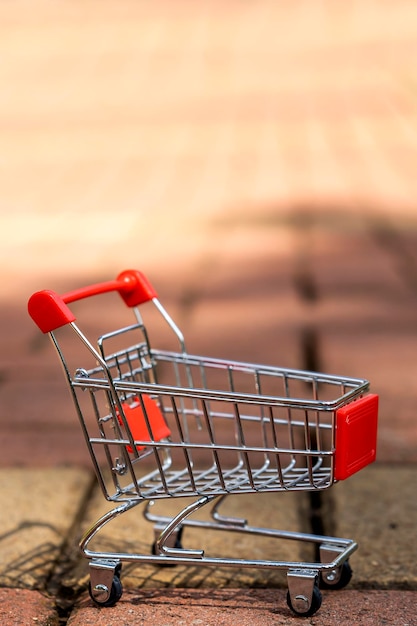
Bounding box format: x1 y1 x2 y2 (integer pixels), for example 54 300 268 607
28 269 158 333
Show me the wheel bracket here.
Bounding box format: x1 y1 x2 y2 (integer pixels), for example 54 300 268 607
287 569 319 615
89 559 121 604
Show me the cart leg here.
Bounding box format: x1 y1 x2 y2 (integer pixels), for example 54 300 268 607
89 559 123 607
152 522 184 555
152 496 212 559
286 569 322 616
210 495 247 526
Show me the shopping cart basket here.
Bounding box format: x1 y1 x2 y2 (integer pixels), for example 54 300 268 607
28 269 378 616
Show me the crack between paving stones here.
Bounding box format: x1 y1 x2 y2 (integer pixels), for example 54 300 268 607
370 217 417 296
44 470 97 625
292 215 417 592
299 323 337 560
292 221 337 560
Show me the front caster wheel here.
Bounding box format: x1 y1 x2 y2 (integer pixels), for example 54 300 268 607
286 583 322 617
320 560 352 590
89 575 123 607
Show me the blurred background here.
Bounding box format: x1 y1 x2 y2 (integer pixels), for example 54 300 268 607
1 0 417 466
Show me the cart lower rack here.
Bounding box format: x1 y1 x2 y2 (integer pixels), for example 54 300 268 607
28 269 378 617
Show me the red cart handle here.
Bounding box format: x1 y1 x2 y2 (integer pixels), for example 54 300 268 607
28 269 158 333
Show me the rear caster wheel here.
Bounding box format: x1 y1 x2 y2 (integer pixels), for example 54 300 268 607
286 583 322 617
320 560 352 590
89 575 123 607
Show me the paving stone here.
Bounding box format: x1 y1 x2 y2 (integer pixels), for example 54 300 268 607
320 329 417 463
0 588 59 626
329 466 417 589
66 588 417 626
296 226 417 463
0 468 92 589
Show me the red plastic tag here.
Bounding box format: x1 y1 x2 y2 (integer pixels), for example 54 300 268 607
117 395 171 452
334 394 378 480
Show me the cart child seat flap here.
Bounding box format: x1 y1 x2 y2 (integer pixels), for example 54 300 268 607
117 395 171 452
334 393 378 480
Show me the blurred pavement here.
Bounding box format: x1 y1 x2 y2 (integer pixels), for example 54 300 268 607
1 1 416 624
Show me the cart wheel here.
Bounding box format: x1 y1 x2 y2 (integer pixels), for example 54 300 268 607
286 583 322 617
89 575 123 607
320 560 352 590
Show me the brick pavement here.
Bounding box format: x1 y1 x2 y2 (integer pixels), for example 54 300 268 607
1 1 417 624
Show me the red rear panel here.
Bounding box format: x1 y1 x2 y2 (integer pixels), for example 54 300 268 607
334 394 378 480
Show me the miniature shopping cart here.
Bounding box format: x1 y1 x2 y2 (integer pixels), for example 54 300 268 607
28 269 378 617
